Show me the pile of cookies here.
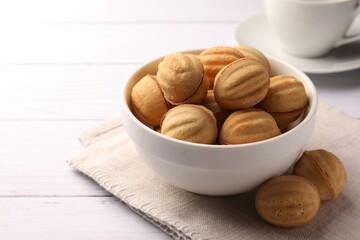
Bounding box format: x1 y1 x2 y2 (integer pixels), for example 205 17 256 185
255 149 347 228
130 45 308 144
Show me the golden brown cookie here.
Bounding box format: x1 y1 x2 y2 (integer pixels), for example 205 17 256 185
293 149 347 201
255 175 321 228
131 75 170 126
213 58 270 110
257 75 308 113
157 53 209 105
270 108 304 132
202 90 232 132
199 46 244 89
235 45 271 73
160 104 218 144
219 108 280 144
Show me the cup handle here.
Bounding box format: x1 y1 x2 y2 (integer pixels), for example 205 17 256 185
335 3 360 47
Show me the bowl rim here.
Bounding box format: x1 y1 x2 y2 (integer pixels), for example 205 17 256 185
121 49 318 150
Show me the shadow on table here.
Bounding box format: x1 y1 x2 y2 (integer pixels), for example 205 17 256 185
308 68 360 90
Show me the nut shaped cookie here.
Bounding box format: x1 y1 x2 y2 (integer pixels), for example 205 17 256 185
235 45 271 73
257 75 308 113
157 53 208 105
199 46 244 89
160 104 217 144
131 75 170 126
293 149 347 201
255 175 321 228
219 108 280 144
214 58 270 110
270 108 304 132
202 90 231 131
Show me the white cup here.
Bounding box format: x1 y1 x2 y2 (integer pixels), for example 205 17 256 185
264 0 360 58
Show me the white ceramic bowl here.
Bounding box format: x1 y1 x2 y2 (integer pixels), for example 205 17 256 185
121 50 318 196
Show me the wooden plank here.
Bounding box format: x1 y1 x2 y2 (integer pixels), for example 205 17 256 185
0 23 238 64
0 65 139 120
0 120 114 196
0 197 171 240
0 0 262 23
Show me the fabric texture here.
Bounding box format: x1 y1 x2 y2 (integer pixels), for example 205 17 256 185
68 100 360 240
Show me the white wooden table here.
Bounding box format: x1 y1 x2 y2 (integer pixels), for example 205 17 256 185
1 1 359 239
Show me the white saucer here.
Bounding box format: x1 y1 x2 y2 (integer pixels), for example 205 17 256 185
235 13 360 74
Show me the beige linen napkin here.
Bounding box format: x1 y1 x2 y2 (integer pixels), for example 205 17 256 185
68 100 360 240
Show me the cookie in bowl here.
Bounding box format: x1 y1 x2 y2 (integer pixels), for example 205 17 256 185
213 58 270 110
160 104 218 144
131 74 170 127
157 53 209 105
257 75 308 132
199 46 244 89
219 108 281 144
